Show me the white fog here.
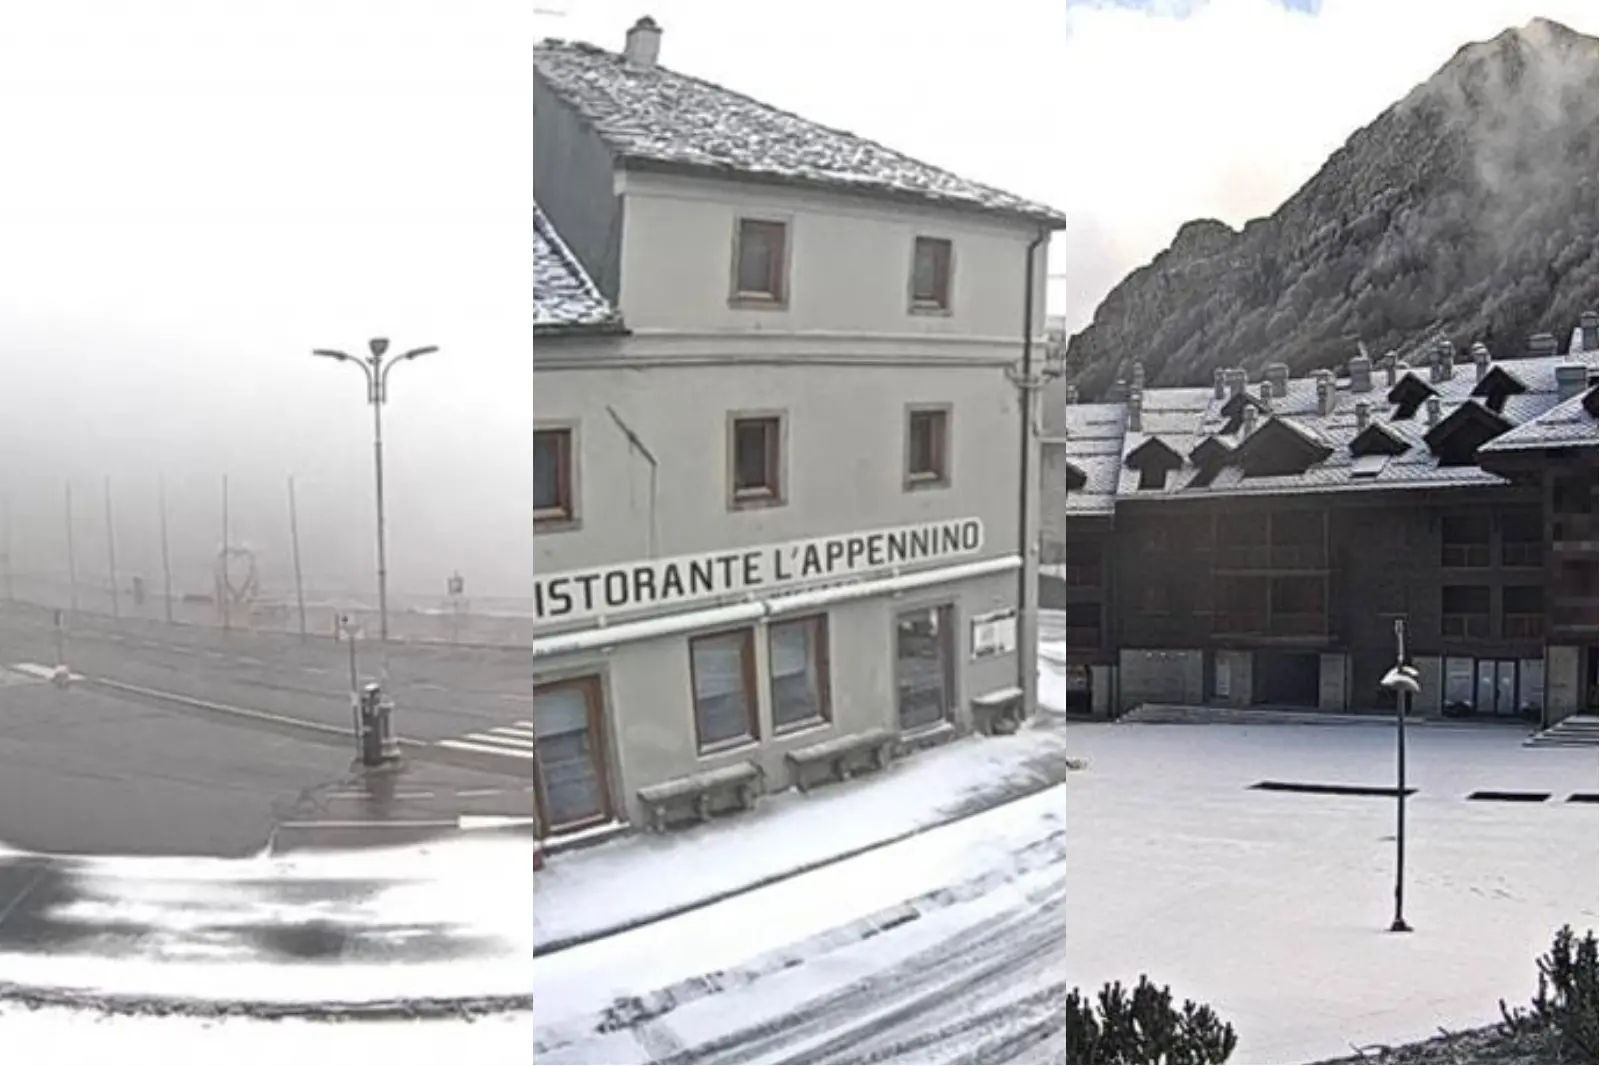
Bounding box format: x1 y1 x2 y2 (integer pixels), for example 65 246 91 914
0 1 534 610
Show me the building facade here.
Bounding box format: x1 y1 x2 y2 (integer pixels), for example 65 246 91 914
1060 318 1599 726
531 19 1063 839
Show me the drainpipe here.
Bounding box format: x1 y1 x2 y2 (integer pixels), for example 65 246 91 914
1018 229 1047 719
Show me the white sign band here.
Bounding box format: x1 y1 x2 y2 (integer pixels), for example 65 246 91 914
534 517 985 624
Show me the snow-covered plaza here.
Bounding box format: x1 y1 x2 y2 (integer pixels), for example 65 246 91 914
1066 719 1598 1064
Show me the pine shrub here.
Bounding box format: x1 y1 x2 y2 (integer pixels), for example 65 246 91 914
1499 925 1598 1064
1064 975 1238 1064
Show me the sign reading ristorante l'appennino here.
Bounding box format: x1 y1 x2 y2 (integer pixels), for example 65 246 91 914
534 517 985 624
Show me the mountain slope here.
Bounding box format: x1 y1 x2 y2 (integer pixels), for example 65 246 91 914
1065 18 1599 399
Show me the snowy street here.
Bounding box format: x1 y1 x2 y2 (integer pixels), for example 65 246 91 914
533 783 1068 1065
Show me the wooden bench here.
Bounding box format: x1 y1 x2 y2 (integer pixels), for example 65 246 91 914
972 685 1026 735
786 728 897 793
637 761 762 834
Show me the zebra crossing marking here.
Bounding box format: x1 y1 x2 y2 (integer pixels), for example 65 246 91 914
437 720 536 761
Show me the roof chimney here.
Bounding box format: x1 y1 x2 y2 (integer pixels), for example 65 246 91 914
1228 368 1246 399
1432 339 1455 382
1349 353 1372 393
1127 385 1143 431
1258 380 1273 411
1241 404 1258 437
1582 311 1598 353
1212 367 1227 400
1426 396 1441 426
1556 364 1589 402
624 15 662 68
1471 342 1491 381
1528 332 1559 359
1384 351 1400 387
1131 363 1146 391
1264 363 1289 398
1315 371 1336 416
1355 401 1371 431
1064 384 1079 405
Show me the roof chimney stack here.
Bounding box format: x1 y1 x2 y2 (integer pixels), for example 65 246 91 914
1213 367 1227 400
1241 404 1258 437
1528 332 1559 359
1581 311 1598 353
1471 341 1491 381
1258 380 1273 411
1228 368 1246 399
1426 396 1441 426
1384 350 1399 387
1314 371 1336 416
1127 384 1143 432
1432 339 1455 382
624 15 663 68
1064 384 1079 405
1556 364 1589 402
1349 353 1372 393
1264 363 1289 398
1355 401 1371 432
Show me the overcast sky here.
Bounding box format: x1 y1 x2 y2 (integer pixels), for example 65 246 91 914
0 1 533 605
541 0 1598 333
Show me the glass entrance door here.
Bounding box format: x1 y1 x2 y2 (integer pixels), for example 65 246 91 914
895 604 955 732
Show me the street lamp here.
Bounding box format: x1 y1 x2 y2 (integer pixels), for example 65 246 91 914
312 338 438 643
1380 617 1422 934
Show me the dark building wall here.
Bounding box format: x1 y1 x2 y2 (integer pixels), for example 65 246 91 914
533 76 624 302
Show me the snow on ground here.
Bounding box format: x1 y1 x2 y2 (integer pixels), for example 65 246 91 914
533 721 1065 949
0 835 532 1004
0 1002 531 1066
533 784 1067 1064
1066 722 1598 1065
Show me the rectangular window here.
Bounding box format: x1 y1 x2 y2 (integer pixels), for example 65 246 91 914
730 415 783 504
906 406 950 487
1501 510 1544 567
531 677 611 833
690 629 758 752
532 428 574 524
910 236 953 311
1441 514 1491 568
1503 585 1545 639
1442 585 1492 638
895 604 954 732
769 616 830 732
733 219 788 303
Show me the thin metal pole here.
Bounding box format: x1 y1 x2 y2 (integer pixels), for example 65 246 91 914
158 476 174 624
104 476 120 620
1391 617 1412 933
288 475 307 639
65 481 78 614
221 474 231 632
370 363 390 644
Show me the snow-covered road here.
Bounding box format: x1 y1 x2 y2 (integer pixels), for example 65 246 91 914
533 785 1068 1065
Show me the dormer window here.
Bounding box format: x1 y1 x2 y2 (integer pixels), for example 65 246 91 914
1234 417 1334 478
732 218 789 305
1388 372 1437 421
1423 400 1512 467
1348 421 1410 458
1125 436 1184 492
1469 365 1528 414
910 236 953 312
1219 390 1266 434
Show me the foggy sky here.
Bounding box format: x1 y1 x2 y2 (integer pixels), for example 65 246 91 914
0 1 533 604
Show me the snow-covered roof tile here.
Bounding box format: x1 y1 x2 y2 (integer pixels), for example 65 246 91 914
533 40 1065 226
534 198 622 334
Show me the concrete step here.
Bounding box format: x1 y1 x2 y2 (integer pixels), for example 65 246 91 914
1524 715 1599 749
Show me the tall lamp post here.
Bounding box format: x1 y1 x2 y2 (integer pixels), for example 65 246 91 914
312 338 437 644
1380 618 1421 934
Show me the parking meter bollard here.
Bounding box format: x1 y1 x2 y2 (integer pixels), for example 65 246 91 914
377 694 402 762
359 682 384 767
